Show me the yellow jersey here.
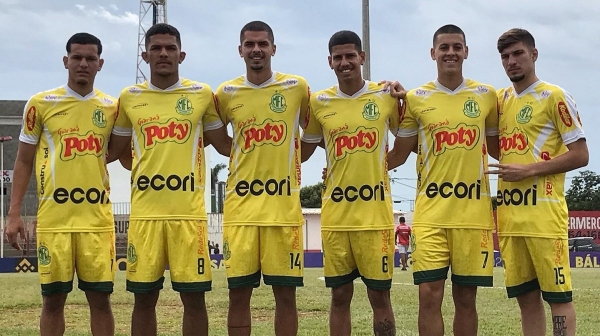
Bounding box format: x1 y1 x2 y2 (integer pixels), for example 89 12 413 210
302 81 400 231
113 78 223 220
496 81 585 238
215 72 309 226
397 79 498 229
19 86 117 232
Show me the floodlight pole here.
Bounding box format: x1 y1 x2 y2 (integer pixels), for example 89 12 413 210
362 0 371 80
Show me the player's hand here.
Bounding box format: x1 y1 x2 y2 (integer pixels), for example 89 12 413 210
322 167 327 180
5 215 25 251
378 80 407 99
485 163 533 182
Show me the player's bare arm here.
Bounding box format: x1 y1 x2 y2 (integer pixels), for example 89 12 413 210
204 126 232 157
486 138 588 182
388 135 418 170
301 140 319 163
118 149 133 171
107 134 132 165
5 142 37 250
486 135 500 160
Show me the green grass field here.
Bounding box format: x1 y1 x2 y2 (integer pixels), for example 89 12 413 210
0 268 597 335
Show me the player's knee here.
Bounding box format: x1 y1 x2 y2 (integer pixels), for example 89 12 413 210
133 291 160 310
42 293 68 314
418 282 444 308
516 289 543 310
331 284 353 308
367 288 391 310
229 287 253 306
548 301 575 314
272 286 296 308
85 291 112 312
180 292 206 311
452 284 477 310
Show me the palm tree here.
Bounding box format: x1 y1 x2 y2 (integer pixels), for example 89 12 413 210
210 163 227 212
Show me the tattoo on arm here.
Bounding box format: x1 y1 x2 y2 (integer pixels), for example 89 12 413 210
374 319 396 336
553 316 567 336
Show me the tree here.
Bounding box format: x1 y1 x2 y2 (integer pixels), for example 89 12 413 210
210 163 227 212
566 170 600 211
300 182 325 208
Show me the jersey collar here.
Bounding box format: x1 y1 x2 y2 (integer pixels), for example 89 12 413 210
336 80 369 98
434 78 466 95
64 85 97 101
512 80 543 98
147 78 182 91
243 72 276 88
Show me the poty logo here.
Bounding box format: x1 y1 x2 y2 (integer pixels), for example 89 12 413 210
333 126 379 160
477 86 489 94
499 128 529 156
241 119 287 153
223 85 235 93
141 118 191 149
557 101 573 127
44 95 59 101
285 78 298 86
415 89 427 96
60 131 105 161
432 123 479 155
541 90 551 99
190 84 203 91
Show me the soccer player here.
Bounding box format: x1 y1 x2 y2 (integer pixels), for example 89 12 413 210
5 32 117 336
395 216 411 270
486 28 588 336
213 21 309 336
301 30 399 336
387 24 499 336
107 23 229 336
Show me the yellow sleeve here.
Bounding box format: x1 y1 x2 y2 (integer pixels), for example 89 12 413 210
300 97 323 143
388 96 401 135
485 90 499 136
396 96 418 137
299 79 311 129
551 89 585 145
112 91 133 136
203 90 225 131
18 96 43 145
214 85 230 126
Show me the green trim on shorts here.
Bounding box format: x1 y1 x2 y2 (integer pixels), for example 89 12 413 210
263 275 304 287
542 290 573 303
227 271 261 289
413 266 449 285
41 281 73 296
361 277 392 291
172 281 212 293
451 274 493 287
77 279 114 293
506 278 540 298
325 268 360 288
126 276 165 294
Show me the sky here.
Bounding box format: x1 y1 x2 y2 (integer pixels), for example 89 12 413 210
0 0 598 211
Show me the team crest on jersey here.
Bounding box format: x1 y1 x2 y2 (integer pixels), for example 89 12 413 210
270 91 287 113
463 100 481 118
127 243 137 263
362 100 380 121
92 109 107 128
517 105 533 124
38 244 51 266
175 97 194 115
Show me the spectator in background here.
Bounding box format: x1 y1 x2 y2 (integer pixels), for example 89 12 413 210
208 241 215 255
214 244 220 255
395 217 412 271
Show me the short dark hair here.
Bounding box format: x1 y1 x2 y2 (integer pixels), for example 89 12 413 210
497 28 536 53
328 30 362 54
433 24 466 46
145 23 181 48
240 21 274 44
399 217 406 223
66 32 102 55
